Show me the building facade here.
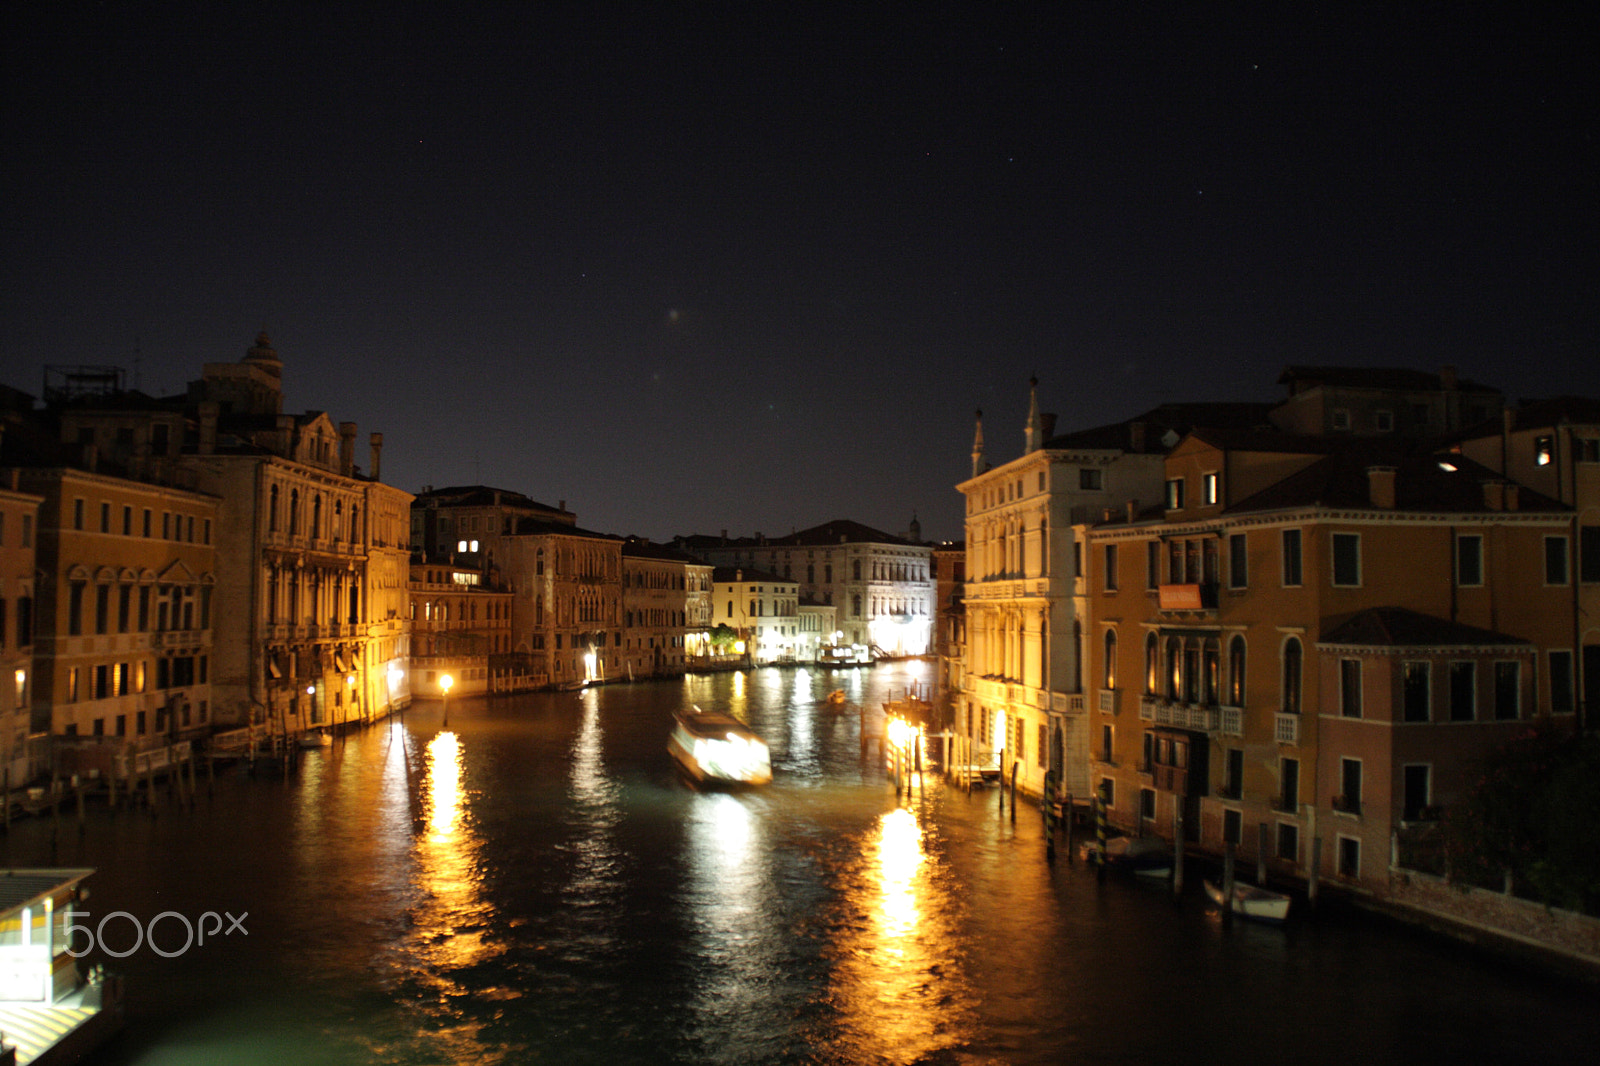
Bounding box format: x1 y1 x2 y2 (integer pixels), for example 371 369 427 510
409 560 514 696
709 568 801 664
1085 434 1576 893
620 539 707 680
0 475 41 783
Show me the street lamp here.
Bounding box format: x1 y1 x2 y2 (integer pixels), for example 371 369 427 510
440 673 454 728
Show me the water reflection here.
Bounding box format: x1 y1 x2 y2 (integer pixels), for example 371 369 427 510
400 729 502 1058
826 798 980 1064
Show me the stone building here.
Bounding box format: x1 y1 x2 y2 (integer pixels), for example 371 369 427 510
0 473 41 783
678 519 935 657
620 538 709 680
409 559 515 696
499 517 624 687
709 567 801 664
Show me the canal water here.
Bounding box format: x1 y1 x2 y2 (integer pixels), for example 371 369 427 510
7 661 1596 1065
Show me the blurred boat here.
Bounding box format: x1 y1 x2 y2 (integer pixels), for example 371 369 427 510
1079 835 1173 878
668 705 772 787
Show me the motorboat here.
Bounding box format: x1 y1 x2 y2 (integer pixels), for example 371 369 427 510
298 730 332 749
1079 835 1173 878
824 689 848 708
668 705 772 787
1204 879 1292 924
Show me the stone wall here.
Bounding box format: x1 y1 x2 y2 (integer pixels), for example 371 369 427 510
1382 868 1600 972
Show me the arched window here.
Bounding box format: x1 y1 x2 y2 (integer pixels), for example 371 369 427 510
289 490 300 534
852 594 862 617
312 495 322 539
1166 635 1182 699
269 484 280 533
1103 629 1118 689
1228 635 1246 706
1145 633 1159 694
1202 638 1220 704
1283 638 1303 714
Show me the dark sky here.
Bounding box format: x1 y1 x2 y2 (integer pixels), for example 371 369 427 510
4 2 1595 543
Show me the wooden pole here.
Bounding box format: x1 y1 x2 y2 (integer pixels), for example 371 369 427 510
1309 837 1322 912
1064 793 1074 864
1173 799 1185 899
1009 761 1017 823
1221 844 1236 928
1257 822 1269 885
1095 790 1108 883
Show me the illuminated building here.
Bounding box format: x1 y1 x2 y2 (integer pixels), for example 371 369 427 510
20 466 218 754
1086 431 1577 893
678 519 935 657
620 538 711 679
498 518 623 686
409 560 514 695
709 567 801 665
410 484 575 569
0 471 41 783
1452 396 1600 728
956 379 1269 802
38 335 413 737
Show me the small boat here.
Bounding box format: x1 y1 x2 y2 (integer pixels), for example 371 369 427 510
298 730 332 749
825 689 848 708
1205 879 1292 924
1079 835 1173 877
556 679 588 692
668 705 772 787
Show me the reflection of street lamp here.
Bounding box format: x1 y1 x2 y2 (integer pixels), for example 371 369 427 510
440 673 454 727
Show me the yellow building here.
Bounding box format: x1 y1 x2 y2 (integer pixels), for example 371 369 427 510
1086 433 1575 892
409 561 515 695
21 466 218 751
620 539 710 679
0 474 42 784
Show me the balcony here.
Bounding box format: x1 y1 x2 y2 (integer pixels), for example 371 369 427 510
1274 713 1300 745
1150 700 1219 732
1332 794 1362 816
1219 706 1243 736
1138 697 1159 722
1098 689 1120 716
1157 583 1216 611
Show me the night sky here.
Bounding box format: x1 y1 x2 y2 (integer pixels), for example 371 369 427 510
4 2 1595 543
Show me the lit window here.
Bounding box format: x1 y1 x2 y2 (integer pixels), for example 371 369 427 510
1535 436 1554 466
1202 472 1218 505
1165 478 1185 510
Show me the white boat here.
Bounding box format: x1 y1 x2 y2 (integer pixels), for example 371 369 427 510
298 730 332 749
668 705 772 787
1204 879 1292 924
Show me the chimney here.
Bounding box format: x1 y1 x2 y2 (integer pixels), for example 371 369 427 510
368 432 383 481
199 401 219 455
1482 479 1505 511
1126 499 1138 522
1129 421 1147 452
339 422 357 476
1366 466 1397 508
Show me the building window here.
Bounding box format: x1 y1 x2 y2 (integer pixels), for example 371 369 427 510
1456 534 1483 586
1402 765 1431 821
1103 629 1117 690
1277 822 1299 863
1221 747 1242 799
1280 757 1300 811
1549 651 1575 715
1331 533 1361 586
1534 435 1554 466
1282 638 1302 715
1223 808 1242 845
1164 478 1185 510
1139 788 1156 821
1228 533 1247 589
1201 472 1218 505
1339 758 1363 814
1449 661 1476 721
1403 661 1430 722
72 498 85 530
1282 529 1302 587
1227 636 1245 706
1331 409 1351 431
1581 526 1600 583
1202 638 1220 704
1079 468 1102 490
1545 536 1570 585
1493 661 1520 720
1340 659 1362 717
1145 541 1160 589
1144 633 1159 694
1337 836 1360 878
1375 409 1394 432
1103 544 1118 591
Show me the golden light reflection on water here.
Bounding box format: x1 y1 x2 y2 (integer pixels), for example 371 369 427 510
827 801 979 1065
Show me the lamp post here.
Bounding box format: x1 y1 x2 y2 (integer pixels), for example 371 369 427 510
440 673 454 728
